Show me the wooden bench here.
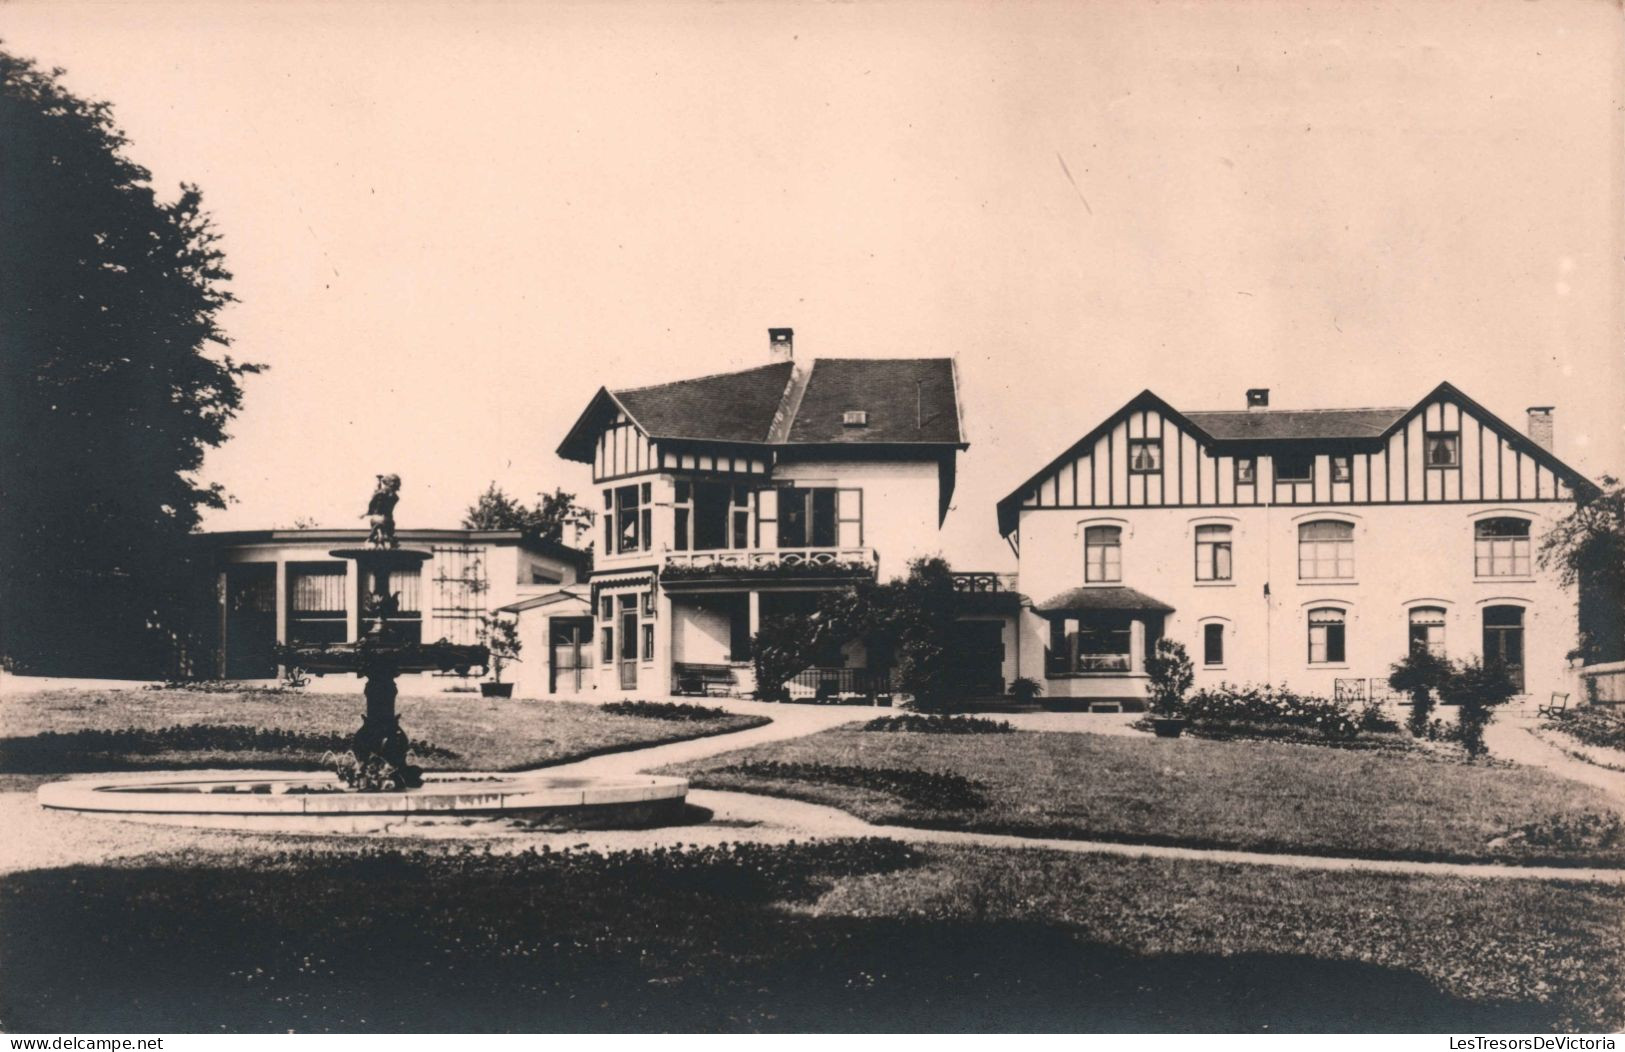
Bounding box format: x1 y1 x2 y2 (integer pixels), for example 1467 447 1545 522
672 663 737 697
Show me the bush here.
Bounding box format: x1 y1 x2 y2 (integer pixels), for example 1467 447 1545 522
728 759 990 810
1388 650 1451 737
1498 810 1625 853
1437 659 1518 758
1179 684 1361 741
601 700 734 722
1007 676 1043 702
861 714 1013 734
1144 638 1194 718
1547 708 1625 751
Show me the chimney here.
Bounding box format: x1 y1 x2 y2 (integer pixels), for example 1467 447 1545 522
1526 406 1555 452
768 327 794 363
1246 388 1270 411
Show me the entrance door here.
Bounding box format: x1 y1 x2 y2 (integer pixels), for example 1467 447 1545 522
1483 606 1526 693
225 563 278 679
550 618 591 693
948 620 1006 695
619 607 639 690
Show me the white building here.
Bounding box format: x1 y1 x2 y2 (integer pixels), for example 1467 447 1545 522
993 384 1596 707
197 528 587 688
545 327 971 698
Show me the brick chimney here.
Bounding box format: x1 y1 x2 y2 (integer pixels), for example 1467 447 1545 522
1526 406 1555 452
768 327 794 363
1246 388 1270 411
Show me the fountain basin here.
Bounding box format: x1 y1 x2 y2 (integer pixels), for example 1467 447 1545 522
37 770 689 834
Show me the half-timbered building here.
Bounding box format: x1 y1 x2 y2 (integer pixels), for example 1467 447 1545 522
551 328 969 698
994 384 1596 705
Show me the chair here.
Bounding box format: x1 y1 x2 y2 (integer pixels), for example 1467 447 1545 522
1537 692 1570 718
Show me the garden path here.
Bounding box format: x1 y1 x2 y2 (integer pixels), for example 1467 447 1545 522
1484 714 1625 805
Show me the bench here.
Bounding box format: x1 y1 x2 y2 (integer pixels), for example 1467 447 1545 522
672 663 737 697
1537 692 1571 719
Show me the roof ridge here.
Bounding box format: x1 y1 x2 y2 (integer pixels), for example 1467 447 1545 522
613 360 792 395
1186 405 1409 415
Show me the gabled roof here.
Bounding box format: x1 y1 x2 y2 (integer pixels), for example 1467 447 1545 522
1183 407 1406 441
557 356 966 462
788 358 964 445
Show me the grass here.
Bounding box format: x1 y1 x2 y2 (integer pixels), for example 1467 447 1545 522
1 839 1618 1032
667 727 1625 867
0 688 767 787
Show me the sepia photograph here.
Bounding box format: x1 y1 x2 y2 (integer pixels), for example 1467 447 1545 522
2 0 1623 1038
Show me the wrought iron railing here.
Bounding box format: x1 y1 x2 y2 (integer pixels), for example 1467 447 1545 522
662 547 877 575
951 571 1017 593
786 666 895 700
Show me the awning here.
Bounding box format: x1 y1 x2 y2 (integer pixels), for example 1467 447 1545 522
497 588 591 614
1034 585 1174 616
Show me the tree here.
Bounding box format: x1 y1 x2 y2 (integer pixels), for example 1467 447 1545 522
462 482 594 547
1145 638 1194 717
1539 475 1625 666
1436 658 1518 758
0 51 263 675
1389 649 1453 738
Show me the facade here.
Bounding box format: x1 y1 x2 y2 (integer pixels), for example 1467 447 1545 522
994 384 1596 705
197 528 587 687
553 327 971 698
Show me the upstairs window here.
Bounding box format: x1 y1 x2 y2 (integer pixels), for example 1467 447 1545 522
1202 623 1225 667
764 487 862 549
1235 457 1257 485
1194 524 1232 582
1128 439 1162 474
1426 431 1460 468
1331 455 1352 483
613 484 650 555
1275 451 1314 483
675 482 753 552
1298 520 1354 580
1474 518 1531 577
1307 607 1347 665
1084 525 1122 583
1408 606 1446 657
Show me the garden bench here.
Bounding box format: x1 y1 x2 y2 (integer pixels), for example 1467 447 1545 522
672 663 737 697
1537 692 1571 719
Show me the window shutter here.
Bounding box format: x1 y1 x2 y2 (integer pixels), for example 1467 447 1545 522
757 488 778 547
837 489 863 547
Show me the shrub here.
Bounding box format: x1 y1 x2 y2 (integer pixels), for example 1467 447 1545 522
1179 684 1360 741
861 714 1013 734
601 700 734 722
1144 638 1194 718
1388 650 1451 738
1547 708 1625 751
1438 659 1518 758
1498 810 1625 853
750 612 815 702
1007 676 1042 702
727 759 990 810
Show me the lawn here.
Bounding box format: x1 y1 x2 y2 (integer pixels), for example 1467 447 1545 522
0 687 767 787
666 727 1625 867
1 839 1618 1032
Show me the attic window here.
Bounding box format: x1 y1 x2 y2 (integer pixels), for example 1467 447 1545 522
842 410 868 428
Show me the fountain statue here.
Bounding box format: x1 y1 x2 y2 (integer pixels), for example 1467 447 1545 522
275 475 489 789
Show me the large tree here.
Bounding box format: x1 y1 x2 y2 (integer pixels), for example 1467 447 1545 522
462 482 594 547
0 51 262 675
1540 475 1625 666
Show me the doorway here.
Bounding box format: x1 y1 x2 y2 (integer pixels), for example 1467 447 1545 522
619 603 639 691
550 617 592 693
1483 605 1526 693
224 563 278 679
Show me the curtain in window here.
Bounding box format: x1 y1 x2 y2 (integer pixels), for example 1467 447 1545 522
1408 606 1446 657
1474 518 1531 577
1084 526 1122 582
1298 521 1354 579
1308 607 1346 664
1195 525 1232 581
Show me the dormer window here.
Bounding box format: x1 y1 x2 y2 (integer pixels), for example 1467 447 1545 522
1235 457 1256 484
1331 455 1352 483
1128 439 1162 474
842 410 868 428
1275 451 1314 482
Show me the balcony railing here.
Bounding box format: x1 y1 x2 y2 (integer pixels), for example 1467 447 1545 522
951 571 1017 593
662 547 878 582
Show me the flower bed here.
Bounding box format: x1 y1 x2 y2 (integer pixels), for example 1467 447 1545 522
861 714 1012 734
1547 708 1625 752
601 700 736 722
1140 684 1401 746
728 759 989 810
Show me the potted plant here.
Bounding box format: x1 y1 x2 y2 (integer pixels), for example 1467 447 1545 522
1145 637 1194 738
1008 676 1043 703
479 613 521 698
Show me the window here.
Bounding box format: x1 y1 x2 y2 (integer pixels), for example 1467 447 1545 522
1409 606 1446 657
1331 456 1352 483
600 626 613 663
1128 439 1162 474
1426 431 1460 468
1483 606 1525 693
1275 452 1314 482
613 484 646 554
599 596 612 621
675 481 752 551
1194 524 1232 582
1298 520 1354 580
641 622 655 662
1307 608 1346 664
1048 613 1134 674
1084 525 1122 583
1235 458 1256 485
1474 518 1531 577
766 486 861 548
641 590 655 617
288 563 347 644
1203 623 1225 666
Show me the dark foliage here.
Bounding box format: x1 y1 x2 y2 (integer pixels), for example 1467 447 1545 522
861 714 1013 735
1546 708 1625 752
751 611 817 703
729 760 990 810
0 724 454 774
1178 684 1363 741
0 842 1567 1032
1437 659 1518 758
461 482 594 549
0 51 263 676
1145 638 1194 718
1539 475 1625 665
1500 811 1625 853
601 700 736 722
1389 650 1453 736
1007 676 1042 701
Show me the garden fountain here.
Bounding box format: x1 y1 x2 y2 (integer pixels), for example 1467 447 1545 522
37 476 689 833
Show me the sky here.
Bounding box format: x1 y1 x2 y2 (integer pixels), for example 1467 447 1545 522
5 0 1622 570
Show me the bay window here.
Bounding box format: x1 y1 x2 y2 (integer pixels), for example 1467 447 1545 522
1047 613 1134 674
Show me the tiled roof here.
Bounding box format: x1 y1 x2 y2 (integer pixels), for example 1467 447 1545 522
1184 407 1407 441
1034 585 1176 614
612 362 794 445
788 358 963 445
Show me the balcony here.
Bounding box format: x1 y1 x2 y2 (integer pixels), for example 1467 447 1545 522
951 571 1018 593
660 547 878 589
